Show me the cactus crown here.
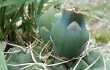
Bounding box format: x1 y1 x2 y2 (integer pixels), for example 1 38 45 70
72 6 86 26
61 6 86 27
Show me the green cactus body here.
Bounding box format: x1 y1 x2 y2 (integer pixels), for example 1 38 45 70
17 52 33 63
70 49 107 70
83 50 104 68
51 8 89 58
52 60 67 70
39 6 56 43
7 62 20 70
71 59 89 70
89 68 104 70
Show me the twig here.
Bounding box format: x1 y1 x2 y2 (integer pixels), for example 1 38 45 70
39 40 51 60
7 43 25 52
101 52 106 70
6 55 11 62
7 63 33 66
84 56 100 70
46 57 82 67
20 64 33 70
28 43 47 70
30 49 37 63
35 67 44 70
33 36 43 44
5 48 11 57
72 57 83 70
4 50 21 54
63 0 68 8
50 54 64 62
23 6 30 19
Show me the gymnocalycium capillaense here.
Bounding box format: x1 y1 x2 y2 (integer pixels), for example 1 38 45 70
51 7 89 58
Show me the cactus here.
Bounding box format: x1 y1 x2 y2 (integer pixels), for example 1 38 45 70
17 52 33 63
8 47 21 62
8 47 33 63
70 49 110 70
52 60 67 70
25 64 43 70
7 62 20 70
83 49 104 68
39 6 57 43
51 7 89 58
89 68 104 70
71 59 89 70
